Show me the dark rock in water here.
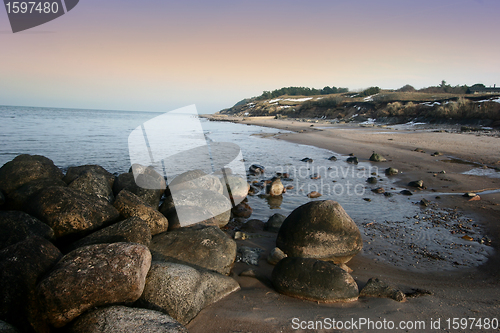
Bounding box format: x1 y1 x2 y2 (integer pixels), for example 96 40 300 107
408 180 424 189
371 187 385 194
265 213 287 233
114 190 168 235
369 153 387 162
267 247 287 265
67 305 188 333
249 164 265 175
168 169 224 195
367 177 377 184
150 225 236 275
221 175 249 203
384 192 393 197
360 277 406 302
63 165 114 188
248 184 259 195
70 217 152 250
328 156 338 161
113 172 165 208
137 261 240 326
272 257 359 303
420 198 431 207
266 177 284 196
307 191 322 198
26 186 120 239
310 173 321 180
0 237 62 333
301 157 313 163
231 202 253 218
0 154 63 195
346 156 359 164
0 320 20 333
237 246 263 266
37 243 151 328
0 211 54 250
240 219 265 232
6 177 67 211
165 206 218 231
160 189 231 228
68 171 114 203
400 190 413 195
385 167 398 176
431 151 443 156
276 200 363 264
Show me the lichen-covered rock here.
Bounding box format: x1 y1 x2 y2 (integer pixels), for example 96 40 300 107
37 243 151 328
360 277 406 302
69 217 152 250
26 186 119 239
67 306 188 333
63 165 115 187
68 171 114 203
0 211 54 250
113 190 168 235
0 154 63 195
276 200 362 264
0 237 62 333
272 257 359 303
113 172 165 208
137 261 240 325
6 177 67 211
150 225 236 275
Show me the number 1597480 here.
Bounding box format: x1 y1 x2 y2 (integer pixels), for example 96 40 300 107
5 2 60 14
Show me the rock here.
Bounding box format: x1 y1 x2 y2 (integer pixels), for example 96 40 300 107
468 195 481 202
249 164 265 175
272 257 359 303
113 172 165 208
267 247 287 265
0 321 20 333
363 198 371 202
463 192 477 198
248 185 259 195
6 177 67 211
360 278 406 302
240 219 265 232
266 177 284 196
346 156 358 164
63 165 114 187
462 235 474 241
231 202 253 218
385 167 398 176
328 156 337 161
414 148 425 153
301 158 313 163
367 177 377 184
0 191 4 206
168 169 224 195
0 211 54 250
431 151 443 156
137 261 240 325
68 171 114 203
239 268 257 277
420 198 430 207
400 190 413 195
371 187 385 194
114 190 168 235
70 217 152 250
160 189 231 228
384 192 393 197
310 174 321 180
337 262 353 273
221 175 249 203
237 246 263 266
408 180 424 188
0 237 62 333
37 243 151 328
307 191 322 198
67 305 188 333
234 231 249 240
369 153 386 162
150 225 237 275
276 200 362 264
265 213 287 232
26 186 120 240
0 154 63 195
165 206 218 231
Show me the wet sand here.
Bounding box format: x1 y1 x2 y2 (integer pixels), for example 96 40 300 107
188 117 500 333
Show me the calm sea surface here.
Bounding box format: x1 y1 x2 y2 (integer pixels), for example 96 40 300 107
0 105 493 270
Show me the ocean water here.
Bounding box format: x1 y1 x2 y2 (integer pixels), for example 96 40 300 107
0 105 493 270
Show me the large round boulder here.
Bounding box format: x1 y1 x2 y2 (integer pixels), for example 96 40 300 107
0 211 54 250
68 171 114 203
113 172 165 208
276 200 362 263
272 257 359 303
168 170 224 195
6 177 67 211
63 165 115 188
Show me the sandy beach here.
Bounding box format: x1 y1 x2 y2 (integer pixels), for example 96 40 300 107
188 117 500 333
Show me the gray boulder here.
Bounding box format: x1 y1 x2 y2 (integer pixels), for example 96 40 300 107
26 186 119 239
265 213 287 232
267 247 287 265
0 211 54 250
70 217 152 250
113 172 165 208
168 169 224 194
385 167 398 176
150 225 236 275
137 261 240 325
272 257 359 303
276 200 362 264
68 171 114 203
67 306 188 333
0 237 62 333
240 219 265 233
164 205 218 231
221 175 249 203
63 165 115 188
408 180 424 189
37 243 151 328
113 190 168 235
231 202 253 218
360 277 406 302
6 177 67 211
0 154 63 195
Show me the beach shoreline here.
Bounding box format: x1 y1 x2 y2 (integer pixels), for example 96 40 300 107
187 116 500 333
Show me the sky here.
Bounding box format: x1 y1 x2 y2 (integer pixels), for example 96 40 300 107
0 0 499 114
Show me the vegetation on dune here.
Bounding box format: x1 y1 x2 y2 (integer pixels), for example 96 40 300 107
256 86 349 100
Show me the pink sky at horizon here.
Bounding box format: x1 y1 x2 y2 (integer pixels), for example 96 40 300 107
0 0 499 113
